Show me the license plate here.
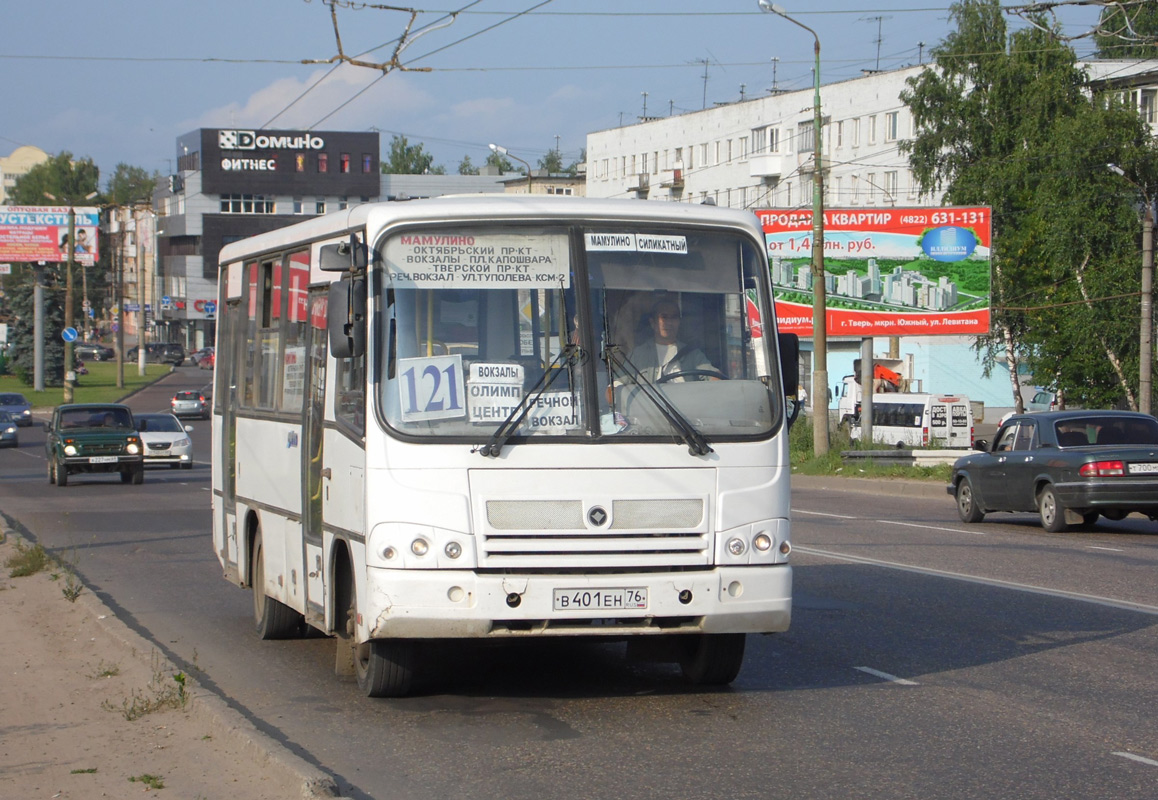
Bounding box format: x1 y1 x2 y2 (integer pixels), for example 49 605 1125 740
1128 462 1158 474
553 587 647 611
88 456 118 464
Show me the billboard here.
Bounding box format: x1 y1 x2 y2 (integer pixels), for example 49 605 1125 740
757 207 991 338
0 206 100 266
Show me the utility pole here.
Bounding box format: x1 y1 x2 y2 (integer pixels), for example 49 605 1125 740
1143 203 1154 415
641 91 648 120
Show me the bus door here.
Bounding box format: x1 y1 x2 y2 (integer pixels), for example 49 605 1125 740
216 295 242 567
302 288 329 624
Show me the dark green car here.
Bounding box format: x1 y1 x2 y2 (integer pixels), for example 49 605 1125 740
44 403 145 486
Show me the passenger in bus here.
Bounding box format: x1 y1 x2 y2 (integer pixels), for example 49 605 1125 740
627 296 716 383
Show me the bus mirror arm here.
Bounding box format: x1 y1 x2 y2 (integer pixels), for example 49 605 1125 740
327 278 367 358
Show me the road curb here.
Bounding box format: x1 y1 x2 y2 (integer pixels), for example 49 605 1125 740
0 522 347 800
791 473 949 500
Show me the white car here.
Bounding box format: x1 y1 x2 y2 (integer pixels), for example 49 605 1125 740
135 412 194 469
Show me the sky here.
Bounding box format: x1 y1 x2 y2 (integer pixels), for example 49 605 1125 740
0 0 1107 185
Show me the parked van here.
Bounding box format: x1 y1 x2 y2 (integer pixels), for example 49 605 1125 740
847 393 974 449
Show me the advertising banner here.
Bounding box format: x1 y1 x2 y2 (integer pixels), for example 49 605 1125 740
756 207 991 337
0 206 100 266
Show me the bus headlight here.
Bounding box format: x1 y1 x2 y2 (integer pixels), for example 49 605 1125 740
727 537 747 556
368 523 477 569
753 532 773 552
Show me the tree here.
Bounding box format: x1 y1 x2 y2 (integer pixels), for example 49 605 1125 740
8 151 100 206
901 0 1158 410
6 270 67 386
380 135 445 174
457 155 480 175
538 149 564 173
105 163 158 205
485 150 516 173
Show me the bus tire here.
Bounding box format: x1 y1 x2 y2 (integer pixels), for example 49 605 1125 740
679 633 746 686
252 533 302 639
356 639 418 698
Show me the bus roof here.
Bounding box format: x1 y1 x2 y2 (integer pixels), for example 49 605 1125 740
217 195 764 266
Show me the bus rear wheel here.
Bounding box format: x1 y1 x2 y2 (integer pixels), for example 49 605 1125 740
355 639 418 698
679 633 746 686
252 533 302 639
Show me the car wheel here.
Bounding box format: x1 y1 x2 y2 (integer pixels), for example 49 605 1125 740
955 476 985 523
182 462 193 470
1081 511 1099 528
120 469 132 484
170 463 181 469
252 531 303 639
47 459 56 485
131 466 144 485
679 633 747 686
1038 485 1068 532
56 461 68 487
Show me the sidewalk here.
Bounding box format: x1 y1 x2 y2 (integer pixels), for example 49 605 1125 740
0 527 342 800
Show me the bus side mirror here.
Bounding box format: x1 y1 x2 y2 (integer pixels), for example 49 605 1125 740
319 233 368 272
328 277 367 358
777 332 798 397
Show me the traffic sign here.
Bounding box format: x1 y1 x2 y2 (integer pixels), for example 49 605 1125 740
62 327 78 342
204 300 217 314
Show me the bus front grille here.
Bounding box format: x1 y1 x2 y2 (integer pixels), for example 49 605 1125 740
481 498 709 568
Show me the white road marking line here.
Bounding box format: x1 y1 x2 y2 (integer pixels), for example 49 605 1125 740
1087 546 1124 552
879 519 986 535
794 546 1158 617
794 509 860 520
853 666 919 686
1112 752 1158 767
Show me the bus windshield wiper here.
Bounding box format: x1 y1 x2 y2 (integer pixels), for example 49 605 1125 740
478 344 582 458
604 345 713 456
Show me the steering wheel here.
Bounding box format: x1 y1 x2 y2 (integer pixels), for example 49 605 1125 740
657 368 728 383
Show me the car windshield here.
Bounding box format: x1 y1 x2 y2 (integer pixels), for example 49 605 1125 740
138 415 182 432
0 394 27 405
60 408 133 429
378 223 781 444
1055 416 1158 446
0 411 12 422
176 392 198 400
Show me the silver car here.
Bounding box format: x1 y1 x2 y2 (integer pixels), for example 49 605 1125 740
171 390 209 419
135 412 194 469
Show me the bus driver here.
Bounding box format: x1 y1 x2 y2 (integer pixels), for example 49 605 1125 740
627 296 716 383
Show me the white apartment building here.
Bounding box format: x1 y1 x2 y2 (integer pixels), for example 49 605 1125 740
585 61 1158 414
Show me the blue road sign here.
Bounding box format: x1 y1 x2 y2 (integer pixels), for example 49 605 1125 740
62 327 78 342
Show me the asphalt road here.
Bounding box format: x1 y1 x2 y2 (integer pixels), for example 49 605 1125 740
2 374 1155 800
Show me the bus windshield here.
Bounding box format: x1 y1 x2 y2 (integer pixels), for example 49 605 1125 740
380 224 780 442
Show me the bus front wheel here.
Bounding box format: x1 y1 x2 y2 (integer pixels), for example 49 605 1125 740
356 639 418 698
679 633 746 686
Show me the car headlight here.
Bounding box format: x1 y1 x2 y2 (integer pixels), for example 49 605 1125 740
3 426 14 434
126 442 140 455
64 444 78 456
175 437 191 447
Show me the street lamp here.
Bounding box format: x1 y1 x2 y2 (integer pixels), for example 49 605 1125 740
489 143 533 195
759 1 829 454
1108 164 1154 415
44 190 98 403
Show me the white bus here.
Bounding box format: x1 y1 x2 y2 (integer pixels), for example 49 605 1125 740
211 196 799 696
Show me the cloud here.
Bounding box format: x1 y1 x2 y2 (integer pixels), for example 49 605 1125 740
445 96 517 120
186 65 436 132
